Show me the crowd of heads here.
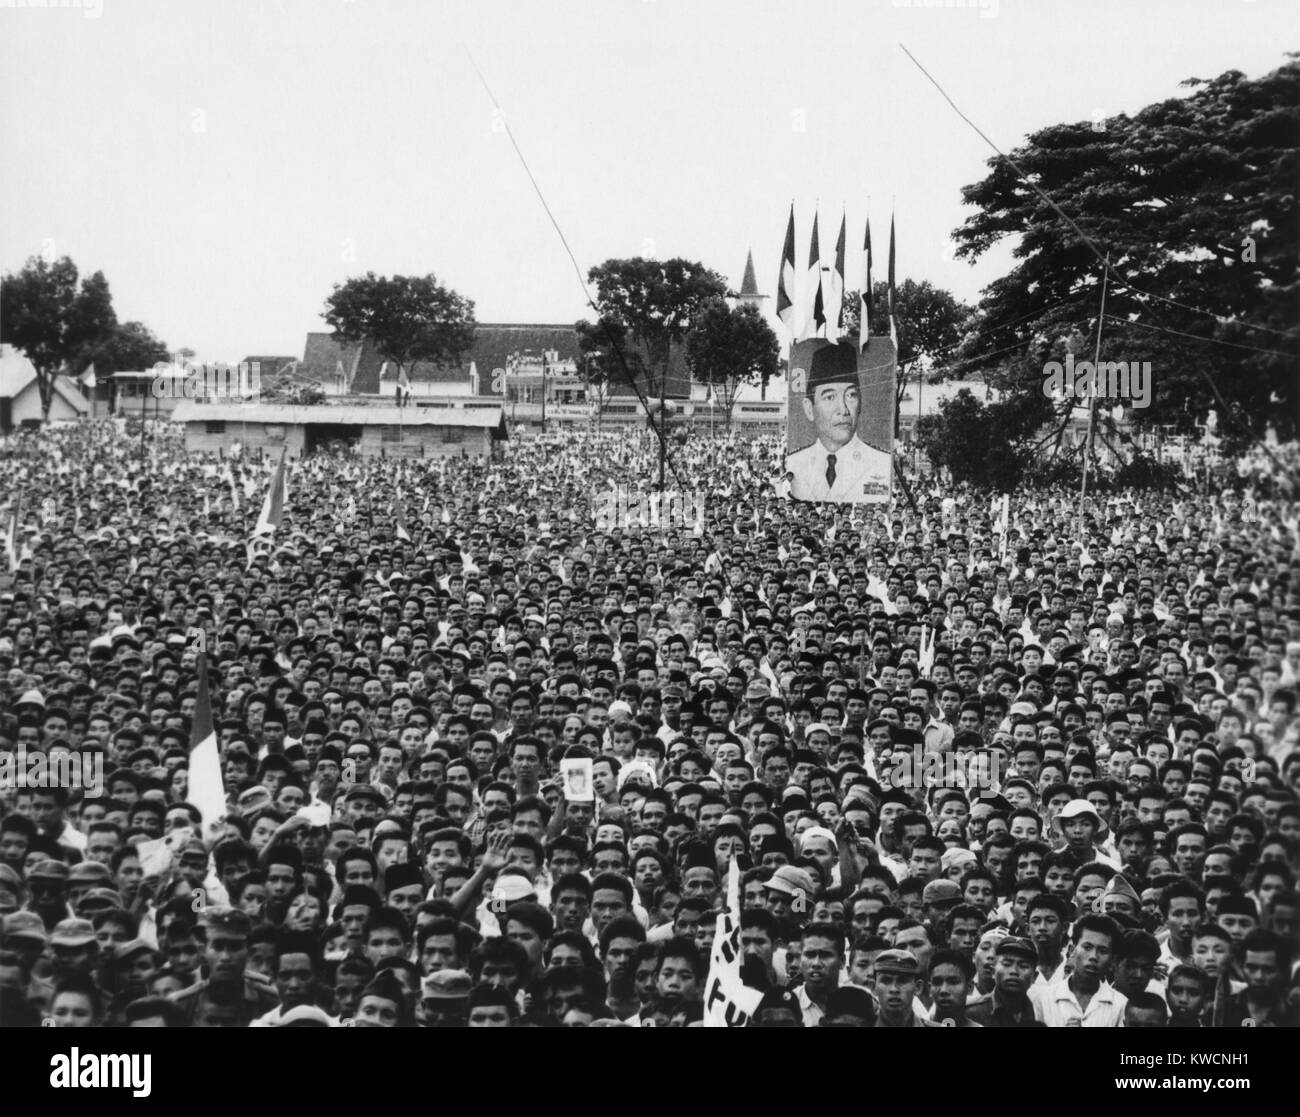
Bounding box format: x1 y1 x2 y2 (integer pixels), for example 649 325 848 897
0 419 1297 1027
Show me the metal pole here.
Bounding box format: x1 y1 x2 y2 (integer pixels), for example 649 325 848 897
1078 255 1110 535
540 351 547 435
915 364 922 475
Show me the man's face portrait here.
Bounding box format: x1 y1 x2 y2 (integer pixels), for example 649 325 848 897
803 382 860 452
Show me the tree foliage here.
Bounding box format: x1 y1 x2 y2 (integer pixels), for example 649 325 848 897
916 387 1053 491
685 301 779 426
582 258 729 398
841 278 970 371
950 57 1300 449
574 315 647 416
324 272 477 386
81 320 170 378
0 256 119 419
842 278 971 427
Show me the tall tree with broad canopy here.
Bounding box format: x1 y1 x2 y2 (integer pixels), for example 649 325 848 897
574 316 647 427
80 320 171 379
685 301 779 428
948 57 1300 454
0 256 120 420
841 278 971 427
323 272 477 392
583 257 729 401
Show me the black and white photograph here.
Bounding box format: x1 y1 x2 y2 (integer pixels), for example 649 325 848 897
0 0 1297 1087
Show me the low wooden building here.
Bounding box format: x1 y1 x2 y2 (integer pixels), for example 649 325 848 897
172 399 507 458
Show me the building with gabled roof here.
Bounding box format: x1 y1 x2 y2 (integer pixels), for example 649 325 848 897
0 345 90 429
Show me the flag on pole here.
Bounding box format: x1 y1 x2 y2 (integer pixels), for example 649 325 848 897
802 210 824 341
703 856 763 1027
397 365 412 406
775 204 797 338
3 494 20 571
252 451 287 537
336 358 347 392
189 654 228 844
829 210 846 338
469 361 480 396
394 494 412 542
859 215 873 352
888 212 898 349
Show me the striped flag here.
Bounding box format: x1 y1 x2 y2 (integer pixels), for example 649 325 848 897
859 216 873 352
888 212 898 349
189 654 228 843
828 211 846 338
805 210 824 340
252 451 287 537
775 204 797 338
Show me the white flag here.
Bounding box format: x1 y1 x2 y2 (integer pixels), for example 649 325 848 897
703 856 763 1027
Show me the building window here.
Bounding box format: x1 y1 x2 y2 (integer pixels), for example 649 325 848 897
205 421 226 435
441 426 464 443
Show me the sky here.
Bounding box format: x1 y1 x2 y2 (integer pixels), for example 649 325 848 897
1 0 1295 363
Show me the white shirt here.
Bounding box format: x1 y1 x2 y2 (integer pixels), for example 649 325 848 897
785 435 891 503
1036 979 1128 1027
795 985 826 1027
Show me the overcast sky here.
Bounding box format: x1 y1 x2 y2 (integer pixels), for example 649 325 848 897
1 0 1294 363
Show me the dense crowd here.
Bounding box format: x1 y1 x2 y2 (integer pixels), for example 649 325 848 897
0 418 1297 1028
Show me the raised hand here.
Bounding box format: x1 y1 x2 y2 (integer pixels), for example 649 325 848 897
481 827 512 872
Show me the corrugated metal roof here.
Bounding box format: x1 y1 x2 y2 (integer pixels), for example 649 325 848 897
172 400 504 427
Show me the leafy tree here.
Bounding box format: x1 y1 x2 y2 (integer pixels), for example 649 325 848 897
950 57 1300 451
574 316 646 426
0 256 118 420
841 278 970 369
841 278 970 427
80 320 170 378
583 257 728 487
916 386 1052 491
323 272 477 393
685 301 779 428
584 257 729 401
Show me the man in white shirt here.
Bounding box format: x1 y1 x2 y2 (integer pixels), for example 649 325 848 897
1037 914 1128 1027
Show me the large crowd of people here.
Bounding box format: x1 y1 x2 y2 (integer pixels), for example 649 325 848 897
0 418 1296 1028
